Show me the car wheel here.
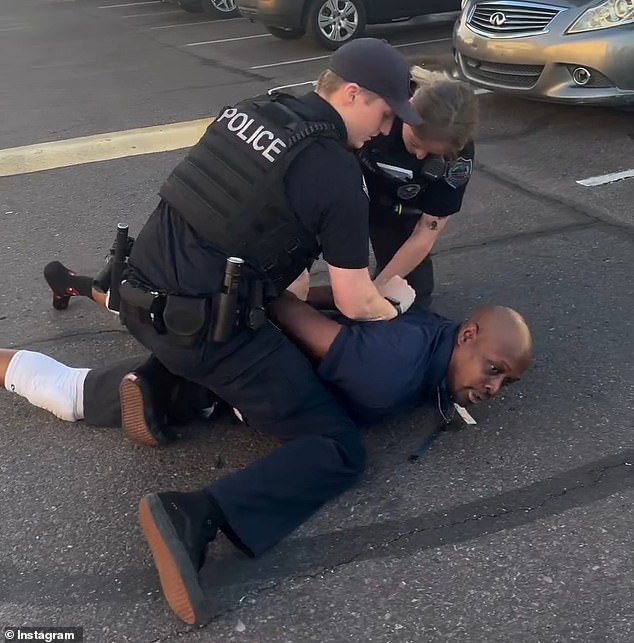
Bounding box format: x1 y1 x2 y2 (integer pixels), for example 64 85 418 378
267 26 307 40
200 0 240 18
306 0 366 50
177 0 204 12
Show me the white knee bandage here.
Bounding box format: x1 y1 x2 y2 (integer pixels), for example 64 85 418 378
4 350 90 422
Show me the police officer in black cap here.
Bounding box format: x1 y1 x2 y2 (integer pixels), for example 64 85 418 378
115 38 421 625
359 67 479 307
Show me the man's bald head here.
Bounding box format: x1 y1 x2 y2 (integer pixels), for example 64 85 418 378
468 306 532 362
446 306 532 407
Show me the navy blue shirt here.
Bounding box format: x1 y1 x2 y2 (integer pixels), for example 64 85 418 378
317 308 459 425
361 118 475 225
128 92 371 297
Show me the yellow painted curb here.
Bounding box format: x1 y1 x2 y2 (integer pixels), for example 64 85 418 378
0 118 214 178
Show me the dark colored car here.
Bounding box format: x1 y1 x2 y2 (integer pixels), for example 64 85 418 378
237 0 462 49
171 0 240 18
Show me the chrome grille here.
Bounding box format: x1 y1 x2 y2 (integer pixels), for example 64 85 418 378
459 54 544 89
467 1 563 37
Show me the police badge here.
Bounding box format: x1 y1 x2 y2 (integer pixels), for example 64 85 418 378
445 157 473 189
397 183 421 200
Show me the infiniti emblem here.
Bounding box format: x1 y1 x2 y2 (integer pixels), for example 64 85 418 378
489 11 507 26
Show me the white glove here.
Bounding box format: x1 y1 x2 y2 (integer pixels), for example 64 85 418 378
374 275 416 314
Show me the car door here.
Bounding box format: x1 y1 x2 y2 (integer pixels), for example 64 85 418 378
365 0 410 22
388 0 461 19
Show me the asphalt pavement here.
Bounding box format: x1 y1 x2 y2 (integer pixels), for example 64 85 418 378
0 1 632 642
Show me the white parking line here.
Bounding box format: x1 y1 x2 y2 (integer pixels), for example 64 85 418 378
251 53 329 70
99 1 161 8
185 33 271 47
267 80 317 94
576 169 634 187
147 16 244 31
147 17 246 29
122 10 182 18
0 25 29 32
250 37 452 70
394 37 452 48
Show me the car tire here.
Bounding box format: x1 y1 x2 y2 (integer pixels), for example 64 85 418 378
200 0 240 18
267 26 307 40
306 0 366 50
177 0 204 13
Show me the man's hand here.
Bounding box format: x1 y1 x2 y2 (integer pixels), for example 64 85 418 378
374 275 416 314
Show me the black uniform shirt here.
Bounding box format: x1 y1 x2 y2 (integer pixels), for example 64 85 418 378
362 118 475 226
283 92 371 270
128 92 371 296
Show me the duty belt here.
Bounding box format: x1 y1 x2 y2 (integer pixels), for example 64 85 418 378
119 278 267 348
119 282 168 335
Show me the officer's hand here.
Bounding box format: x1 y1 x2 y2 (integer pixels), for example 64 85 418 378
286 269 310 301
374 276 416 314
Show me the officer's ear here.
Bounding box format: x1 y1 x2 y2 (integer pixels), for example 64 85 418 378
343 83 362 104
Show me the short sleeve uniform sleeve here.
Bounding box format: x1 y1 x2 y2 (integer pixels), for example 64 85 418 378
317 319 433 423
285 141 370 269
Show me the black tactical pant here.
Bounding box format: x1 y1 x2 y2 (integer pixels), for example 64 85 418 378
83 356 148 428
370 217 434 307
121 307 365 557
82 355 211 428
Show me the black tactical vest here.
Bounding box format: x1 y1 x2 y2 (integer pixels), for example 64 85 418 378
159 93 341 295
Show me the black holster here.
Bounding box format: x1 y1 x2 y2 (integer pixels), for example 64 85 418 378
119 281 167 335
246 279 267 332
119 274 269 348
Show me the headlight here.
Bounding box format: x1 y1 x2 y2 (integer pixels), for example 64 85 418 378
567 0 634 33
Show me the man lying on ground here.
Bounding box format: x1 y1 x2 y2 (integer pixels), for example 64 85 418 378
2 292 531 625
1 298 531 440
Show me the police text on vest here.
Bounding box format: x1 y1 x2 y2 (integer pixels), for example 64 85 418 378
218 108 287 162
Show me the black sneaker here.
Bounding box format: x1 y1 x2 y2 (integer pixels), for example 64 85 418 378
139 491 218 625
43 261 93 310
119 370 172 447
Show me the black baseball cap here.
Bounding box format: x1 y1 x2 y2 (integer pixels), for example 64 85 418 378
328 38 423 126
